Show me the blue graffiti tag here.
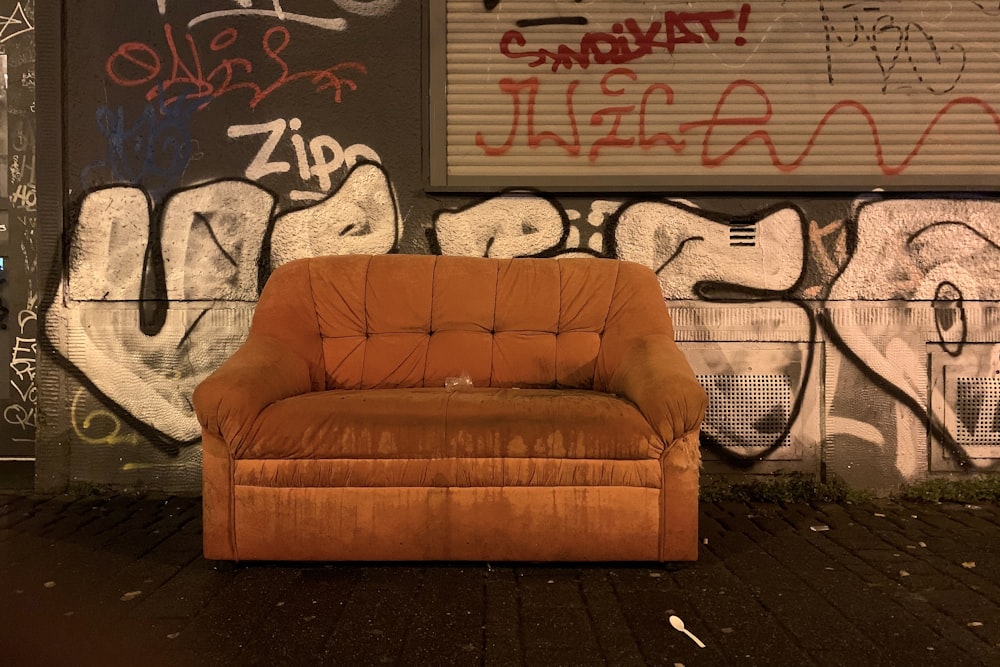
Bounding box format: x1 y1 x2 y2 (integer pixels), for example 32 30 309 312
80 91 199 202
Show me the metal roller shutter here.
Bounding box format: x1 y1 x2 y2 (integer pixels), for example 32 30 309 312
428 0 1000 191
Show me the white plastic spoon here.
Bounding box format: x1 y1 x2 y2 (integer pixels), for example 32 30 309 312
669 614 706 648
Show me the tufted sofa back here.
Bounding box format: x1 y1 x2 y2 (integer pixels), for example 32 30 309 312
249 254 675 393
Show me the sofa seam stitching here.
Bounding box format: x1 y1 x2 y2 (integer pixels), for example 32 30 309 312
361 255 371 389
491 259 499 387
307 258 325 392
598 261 621 390
603 261 619 336
555 259 562 388
425 256 436 387
229 449 239 560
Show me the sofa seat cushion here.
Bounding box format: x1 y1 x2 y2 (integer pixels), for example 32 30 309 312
233 457 661 489
236 388 662 461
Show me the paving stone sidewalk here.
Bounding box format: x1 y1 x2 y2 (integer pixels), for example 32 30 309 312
1 492 998 666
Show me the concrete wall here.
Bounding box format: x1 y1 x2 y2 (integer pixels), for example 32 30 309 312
0 0 38 464
32 1 1000 495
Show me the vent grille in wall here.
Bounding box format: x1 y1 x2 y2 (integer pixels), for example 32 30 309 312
696 374 792 449
954 377 1000 446
928 344 1000 471
728 225 756 247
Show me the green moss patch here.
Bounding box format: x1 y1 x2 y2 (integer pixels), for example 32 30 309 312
699 473 870 504
896 476 1000 504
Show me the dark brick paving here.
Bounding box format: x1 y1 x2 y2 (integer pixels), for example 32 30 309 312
1 492 998 666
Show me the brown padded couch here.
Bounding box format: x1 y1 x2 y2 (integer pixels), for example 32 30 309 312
193 254 707 562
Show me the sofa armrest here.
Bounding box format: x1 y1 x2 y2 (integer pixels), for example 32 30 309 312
193 334 315 449
608 334 708 449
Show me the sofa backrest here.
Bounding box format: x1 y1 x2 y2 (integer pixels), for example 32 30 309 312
249 254 675 392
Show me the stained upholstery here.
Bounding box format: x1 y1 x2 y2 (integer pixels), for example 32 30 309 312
237 388 660 461
194 255 707 562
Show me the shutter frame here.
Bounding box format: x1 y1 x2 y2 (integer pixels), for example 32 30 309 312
428 0 1000 192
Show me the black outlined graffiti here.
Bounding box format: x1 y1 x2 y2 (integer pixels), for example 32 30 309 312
427 191 1000 475
430 190 570 258
699 291 819 469
609 200 806 298
931 281 965 358
51 170 1000 478
45 161 399 451
49 0 1000 493
269 160 400 264
608 199 815 466
823 195 1000 472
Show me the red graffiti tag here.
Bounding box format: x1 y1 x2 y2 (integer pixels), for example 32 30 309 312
679 79 1000 175
501 5 751 72
475 70 687 162
476 77 582 156
475 71 1000 174
106 24 367 110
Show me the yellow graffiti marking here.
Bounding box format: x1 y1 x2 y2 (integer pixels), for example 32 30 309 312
70 388 143 446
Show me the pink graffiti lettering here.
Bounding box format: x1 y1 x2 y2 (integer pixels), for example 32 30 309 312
106 24 367 110
500 5 751 72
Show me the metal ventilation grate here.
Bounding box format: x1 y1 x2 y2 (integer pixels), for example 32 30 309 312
697 374 792 448
729 225 757 247
954 377 1000 446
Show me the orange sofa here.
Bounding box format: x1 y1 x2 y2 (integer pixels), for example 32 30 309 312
193 255 707 562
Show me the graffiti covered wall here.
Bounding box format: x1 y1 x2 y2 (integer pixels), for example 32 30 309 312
39 0 1000 494
0 0 37 461
434 0 1000 189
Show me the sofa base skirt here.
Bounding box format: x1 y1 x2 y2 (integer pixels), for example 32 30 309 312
224 485 662 562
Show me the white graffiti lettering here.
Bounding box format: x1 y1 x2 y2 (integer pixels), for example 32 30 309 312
10 184 36 212
9 155 21 185
157 0 400 30
3 404 34 430
9 336 35 384
270 161 398 264
52 164 398 442
614 201 806 298
6 306 37 431
227 118 380 201
10 153 35 188
433 194 566 258
0 2 33 44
